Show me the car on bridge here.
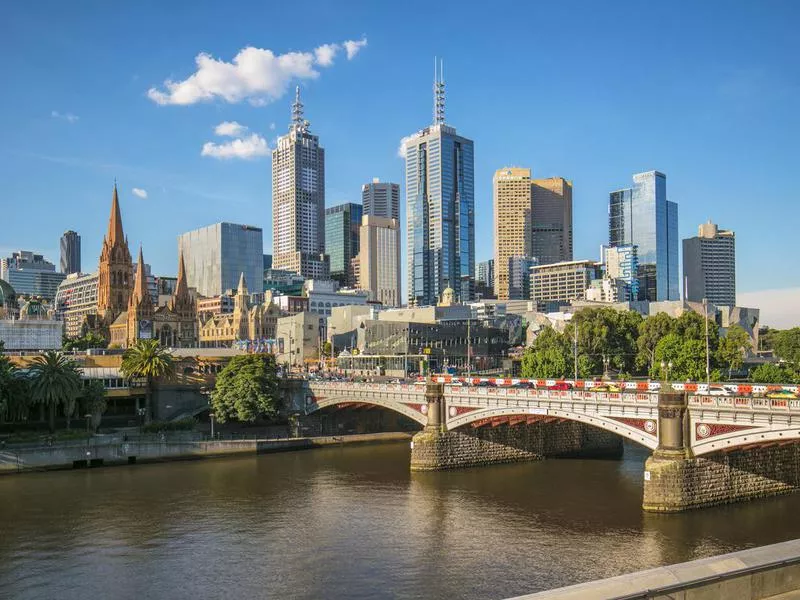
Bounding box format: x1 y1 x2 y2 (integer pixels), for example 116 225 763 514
705 385 734 396
590 383 622 393
549 382 572 391
764 389 799 400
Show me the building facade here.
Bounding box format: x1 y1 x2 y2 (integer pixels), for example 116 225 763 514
0 250 65 301
178 222 263 297
96 184 133 331
493 167 532 299
683 221 736 307
362 178 400 220
601 244 639 301
325 202 362 286
508 256 537 300
272 87 328 279
0 298 61 351
475 259 495 299
404 66 474 306
276 311 323 367
530 259 603 311
609 171 678 301
59 230 81 275
305 279 370 317
531 177 573 265
55 272 99 338
359 215 401 307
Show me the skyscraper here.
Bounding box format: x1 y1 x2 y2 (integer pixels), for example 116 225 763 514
404 61 474 305
59 230 81 274
272 87 328 279
475 259 494 299
359 215 401 307
362 178 400 220
178 222 263 297
609 171 678 301
493 167 532 300
531 177 573 265
601 244 639 301
683 221 736 306
325 202 362 286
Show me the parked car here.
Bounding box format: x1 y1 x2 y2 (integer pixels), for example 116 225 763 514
512 381 536 389
591 383 622 393
549 382 572 391
475 380 496 387
765 389 798 400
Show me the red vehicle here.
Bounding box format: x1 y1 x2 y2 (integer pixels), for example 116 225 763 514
549 381 572 391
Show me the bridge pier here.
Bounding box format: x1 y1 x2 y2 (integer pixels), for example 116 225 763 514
643 389 800 512
410 381 622 472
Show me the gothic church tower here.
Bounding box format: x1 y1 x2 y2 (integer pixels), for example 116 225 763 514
97 183 133 325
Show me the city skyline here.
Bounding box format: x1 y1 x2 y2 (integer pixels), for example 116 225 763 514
1 1 799 326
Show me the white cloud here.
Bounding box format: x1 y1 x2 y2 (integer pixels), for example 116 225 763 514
51 110 79 123
314 43 339 67
132 187 148 199
148 37 367 106
343 38 367 60
214 121 248 137
201 133 270 160
397 133 419 158
738 287 800 329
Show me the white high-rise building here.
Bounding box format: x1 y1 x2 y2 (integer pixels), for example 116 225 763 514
683 221 736 306
359 215 401 307
272 87 328 279
362 178 400 220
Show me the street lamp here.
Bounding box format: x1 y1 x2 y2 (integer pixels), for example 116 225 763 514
137 407 147 434
209 412 215 440
660 360 673 382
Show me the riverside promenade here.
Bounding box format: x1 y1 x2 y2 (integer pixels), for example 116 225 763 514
0 431 412 474
509 538 800 599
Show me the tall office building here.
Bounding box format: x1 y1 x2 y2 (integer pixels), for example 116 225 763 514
325 202 362 286
272 87 328 279
404 62 474 305
530 260 603 312
683 221 736 306
59 230 81 274
493 167 532 299
362 178 400 220
476 259 494 298
0 250 65 301
508 255 537 300
601 244 639 301
531 177 573 265
609 170 678 301
178 222 263 297
359 215 401 307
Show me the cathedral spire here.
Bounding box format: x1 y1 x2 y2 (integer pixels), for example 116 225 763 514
175 249 189 300
132 246 148 305
237 272 248 296
107 182 125 245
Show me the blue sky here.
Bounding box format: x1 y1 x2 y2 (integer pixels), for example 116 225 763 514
1 1 798 325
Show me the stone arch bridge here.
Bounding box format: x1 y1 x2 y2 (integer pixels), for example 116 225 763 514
305 380 800 512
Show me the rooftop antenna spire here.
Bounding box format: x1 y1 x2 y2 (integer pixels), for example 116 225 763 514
433 57 446 125
291 86 305 132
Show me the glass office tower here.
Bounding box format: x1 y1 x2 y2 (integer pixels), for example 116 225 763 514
178 222 263 297
325 202 363 286
608 171 678 301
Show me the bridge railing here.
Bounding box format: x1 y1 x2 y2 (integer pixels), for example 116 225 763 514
688 394 800 413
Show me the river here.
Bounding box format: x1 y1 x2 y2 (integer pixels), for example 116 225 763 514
2 442 800 599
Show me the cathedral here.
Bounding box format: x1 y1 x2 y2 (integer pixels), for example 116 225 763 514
92 183 197 348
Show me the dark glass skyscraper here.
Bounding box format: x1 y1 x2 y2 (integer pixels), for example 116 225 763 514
59 230 81 274
404 63 474 305
325 202 362 286
609 171 678 301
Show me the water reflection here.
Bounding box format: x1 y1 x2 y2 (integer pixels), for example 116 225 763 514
1 442 800 600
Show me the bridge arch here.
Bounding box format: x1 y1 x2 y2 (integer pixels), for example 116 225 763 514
306 393 428 426
447 406 659 451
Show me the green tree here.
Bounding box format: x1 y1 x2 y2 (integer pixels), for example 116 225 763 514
28 351 83 433
774 328 800 367
653 334 712 382
0 354 17 422
62 331 108 352
521 327 572 379
121 340 174 423
717 325 752 378
636 312 676 373
211 354 280 423
750 363 798 384
81 379 108 432
567 308 642 377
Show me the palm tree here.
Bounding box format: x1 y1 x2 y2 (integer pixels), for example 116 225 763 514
28 351 82 433
0 354 17 423
121 340 174 423
82 379 107 432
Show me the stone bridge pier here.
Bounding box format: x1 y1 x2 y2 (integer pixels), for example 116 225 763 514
410 380 623 472
643 389 800 512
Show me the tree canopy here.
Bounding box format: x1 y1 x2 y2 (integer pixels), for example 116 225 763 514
28 351 83 432
211 354 280 423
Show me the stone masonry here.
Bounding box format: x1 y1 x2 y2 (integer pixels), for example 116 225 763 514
410 420 623 471
643 443 800 512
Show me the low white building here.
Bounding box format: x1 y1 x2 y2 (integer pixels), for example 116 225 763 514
304 279 370 317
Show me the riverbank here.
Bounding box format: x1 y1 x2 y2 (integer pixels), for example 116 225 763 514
0 431 413 475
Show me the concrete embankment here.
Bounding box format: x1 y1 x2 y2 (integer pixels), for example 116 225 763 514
508 537 800 600
0 432 413 475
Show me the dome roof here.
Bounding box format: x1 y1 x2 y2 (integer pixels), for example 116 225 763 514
0 279 17 308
